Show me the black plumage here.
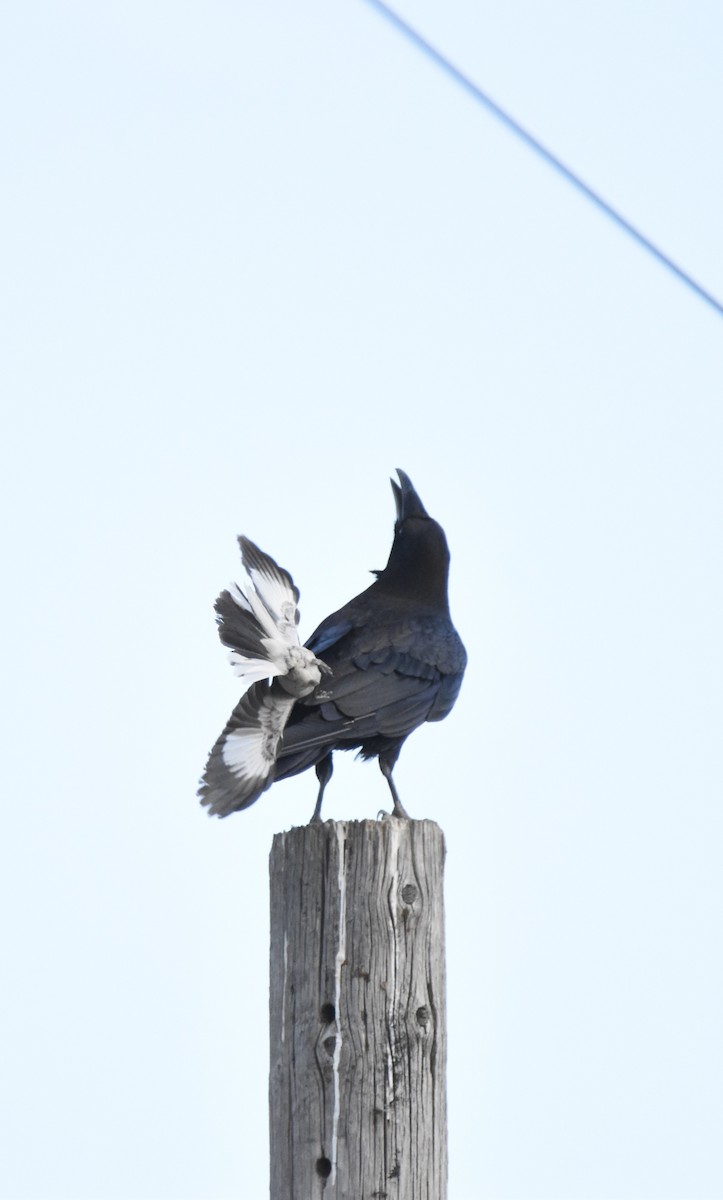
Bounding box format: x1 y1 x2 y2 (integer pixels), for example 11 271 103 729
199 470 466 820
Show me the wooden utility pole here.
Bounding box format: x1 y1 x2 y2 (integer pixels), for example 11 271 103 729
269 819 447 1200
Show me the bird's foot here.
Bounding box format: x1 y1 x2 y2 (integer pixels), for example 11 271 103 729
377 804 412 821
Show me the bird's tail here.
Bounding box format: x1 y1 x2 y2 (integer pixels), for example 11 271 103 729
199 536 330 816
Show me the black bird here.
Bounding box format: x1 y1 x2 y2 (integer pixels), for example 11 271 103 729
199 470 466 820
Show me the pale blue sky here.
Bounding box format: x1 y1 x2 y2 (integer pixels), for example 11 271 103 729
2 3 722 1198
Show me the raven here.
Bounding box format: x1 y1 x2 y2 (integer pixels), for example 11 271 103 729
199 470 466 820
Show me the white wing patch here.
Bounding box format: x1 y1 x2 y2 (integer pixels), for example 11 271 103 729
220 537 331 696
222 726 270 782
227 652 285 687
239 537 300 641
230 569 297 645
221 692 295 782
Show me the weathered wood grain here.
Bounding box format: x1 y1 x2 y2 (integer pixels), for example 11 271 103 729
269 819 447 1200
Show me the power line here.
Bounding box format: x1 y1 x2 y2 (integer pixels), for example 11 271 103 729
361 0 723 320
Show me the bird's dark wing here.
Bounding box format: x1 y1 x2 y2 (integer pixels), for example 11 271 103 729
278 615 466 762
306 613 354 655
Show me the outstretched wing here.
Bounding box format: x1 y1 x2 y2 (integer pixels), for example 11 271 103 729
214 536 300 683
214 536 327 695
198 680 296 817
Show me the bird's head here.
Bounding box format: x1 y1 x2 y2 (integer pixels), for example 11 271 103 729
370 469 452 610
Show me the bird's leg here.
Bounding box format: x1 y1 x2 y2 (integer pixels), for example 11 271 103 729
309 754 333 823
379 756 411 820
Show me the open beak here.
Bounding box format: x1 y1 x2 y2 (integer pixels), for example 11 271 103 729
391 468 429 522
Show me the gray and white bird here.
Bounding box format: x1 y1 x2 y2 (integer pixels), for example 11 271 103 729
199 470 466 821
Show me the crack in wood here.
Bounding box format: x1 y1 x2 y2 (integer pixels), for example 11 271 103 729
270 819 447 1199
